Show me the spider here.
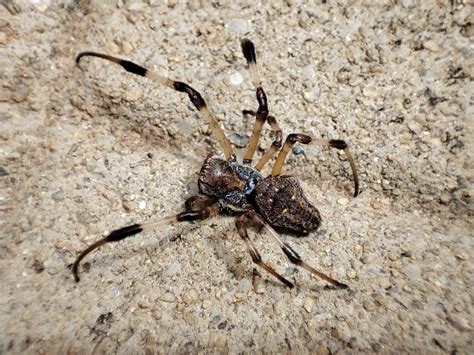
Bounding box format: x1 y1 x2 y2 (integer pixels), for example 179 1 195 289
72 39 359 289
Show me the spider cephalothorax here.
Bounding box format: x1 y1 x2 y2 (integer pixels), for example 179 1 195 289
72 39 359 289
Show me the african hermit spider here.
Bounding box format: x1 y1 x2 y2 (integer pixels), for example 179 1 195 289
72 39 359 289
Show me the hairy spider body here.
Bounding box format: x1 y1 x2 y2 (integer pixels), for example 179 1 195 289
199 156 320 234
72 39 360 289
255 176 322 234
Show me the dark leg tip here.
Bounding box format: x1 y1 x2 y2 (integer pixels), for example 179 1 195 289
75 53 85 68
336 282 349 289
73 272 80 283
241 39 256 64
283 279 294 289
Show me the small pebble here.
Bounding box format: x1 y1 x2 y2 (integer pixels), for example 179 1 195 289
202 299 211 309
233 264 246 280
210 333 227 348
122 41 133 54
337 197 349 206
407 120 422 135
398 311 408 322
181 289 198 304
11 86 29 103
331 326 344 341
138 300 151 308
302 90 319 103
229 72 243 86
229 133 248 148
423 40 440 52
346 269 357 279
160 292 176 303
388 252 398 261
303 297 315 313
292 145 304 155
362 299 375 312
76 210 95 225
122 200 134 211
111 286 121 297
234 292 245 302
439 193 451 204
455 253 467 261
301 65 315 80
52 188 64 201
127 1 146 11
226 19 249 34
123 87 142 102
405 265 421 280
374 294 388 307
32 0 49 12
400 0 414 8
252 276 265 294
0 32 7 45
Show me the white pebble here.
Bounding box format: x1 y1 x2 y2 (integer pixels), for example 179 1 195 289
229 72 243 86
303 297 315 313
122 41 133 55
301 65 315 80
302 85 320 103
337 197 349 206
400 0 414 8
30 0 50 12
405 265 421 280
303 91 317 103
160 292 176 303
111 286 121 297
181 289 198 304
346 269 357 279
138 200 146 209
226 19 249 34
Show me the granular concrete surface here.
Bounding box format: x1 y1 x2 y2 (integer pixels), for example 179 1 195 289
1 0 473 353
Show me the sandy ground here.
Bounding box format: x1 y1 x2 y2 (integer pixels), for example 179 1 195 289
1 0 473 353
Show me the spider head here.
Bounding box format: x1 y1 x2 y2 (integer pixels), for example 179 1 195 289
198 156 244 197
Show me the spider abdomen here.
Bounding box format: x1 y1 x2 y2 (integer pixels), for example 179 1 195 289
254 176 321 234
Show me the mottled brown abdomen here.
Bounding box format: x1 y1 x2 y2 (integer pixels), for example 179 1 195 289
254 176 321 234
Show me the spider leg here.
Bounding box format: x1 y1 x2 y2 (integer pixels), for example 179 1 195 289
184 194 216 211
241 39 269 165
249 213 348 289
272 134 359 197
242 111 283 171
235 215 294 289
254 115 283 171
75 52 235 161
72 202 220 282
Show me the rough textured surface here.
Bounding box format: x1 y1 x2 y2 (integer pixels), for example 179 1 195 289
1 0 473 353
